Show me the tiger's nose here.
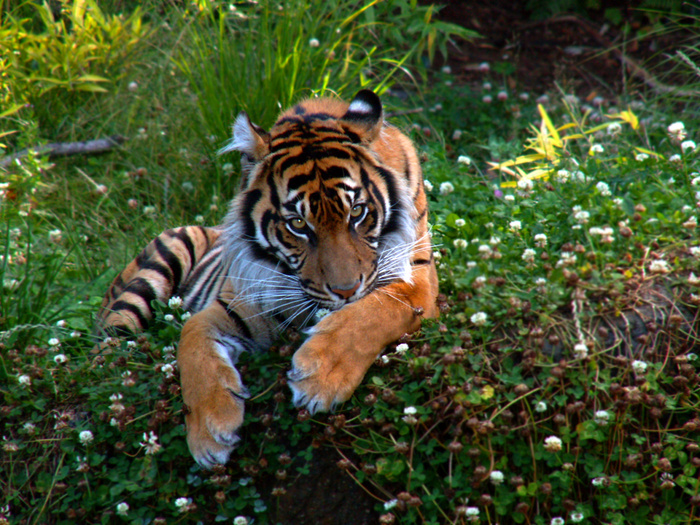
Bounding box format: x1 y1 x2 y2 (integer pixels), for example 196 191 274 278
330 280 361 300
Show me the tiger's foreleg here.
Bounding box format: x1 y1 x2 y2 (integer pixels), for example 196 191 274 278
178 291 274 469
287 259 439 413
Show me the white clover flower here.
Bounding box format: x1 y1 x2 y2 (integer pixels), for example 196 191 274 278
509 220 522 232
23 422 36 434
669 154 682 163
544 435 562 452
489 236 501 246
181 311 192 322
533 233 547 248
54 354 67 364
126 340 137 349
424 180 433 192
454 218 466 228
632 360 648 374
140 431 162 455
570 512 585 522
78 430 94 445
497 90 508 101
557 252 577 268
478 62 490 72
594 410 611 425
465 507 480 517
691 247 700 258
667 121 686 140
395 343 409 355
635 152 649 161
453 239 468 249
574 210 590 224
48 337 60 347
688 273 700 286
489 470 505 485
164 314 175 323
195 215 205 224
596 181 611 196
482 94 493 104
684 216 697 229
143 205 156 215
470 312 488 326
589 144 604 155
308 38 320 48
551 518 565 525
175 497 192 512
535 401 547 413
116 502 129 516
452 129 462 140
403 406 418 416
383 499 398 511
439 182 455 195
649 259 670 274
55 319 67 328
522 248 536 263
380 355 390 364
467 261 477 268
504 194 515 202
48 229 63 243
517 178 534 191
168 296 183 309
478 245 492 259
574 343 588 359
681 140 696 153
607 122 622 135
18 374 32 386
161 363 175 379
457 155 472 166
592 477 607 487
556 169 571 182
687 353 698 361
474 276 487 286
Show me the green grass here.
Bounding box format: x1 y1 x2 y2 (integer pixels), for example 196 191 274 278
1 1 700 524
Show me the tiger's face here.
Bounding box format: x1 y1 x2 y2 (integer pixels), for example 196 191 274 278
221 91 416 317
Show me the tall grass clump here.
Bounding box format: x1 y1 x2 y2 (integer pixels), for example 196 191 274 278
176 0 476 154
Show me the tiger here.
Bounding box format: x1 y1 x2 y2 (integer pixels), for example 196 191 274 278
98 89 439 469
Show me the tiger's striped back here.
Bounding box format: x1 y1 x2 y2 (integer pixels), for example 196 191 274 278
98 226 224 334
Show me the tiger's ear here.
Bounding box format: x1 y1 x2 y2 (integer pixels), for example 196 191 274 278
341 90 383 143
219 112 270 183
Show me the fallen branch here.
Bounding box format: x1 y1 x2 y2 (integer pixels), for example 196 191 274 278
0 135 127 169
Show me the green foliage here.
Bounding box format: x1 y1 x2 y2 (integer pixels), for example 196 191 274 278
0 0 150 137
176 0 477 157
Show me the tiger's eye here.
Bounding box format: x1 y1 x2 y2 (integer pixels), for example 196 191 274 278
290 218 306 230
350 204 364 218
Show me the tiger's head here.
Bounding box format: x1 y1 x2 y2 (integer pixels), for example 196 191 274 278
220 90 417 320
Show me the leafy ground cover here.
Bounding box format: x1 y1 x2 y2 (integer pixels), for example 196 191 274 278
1 1 699 524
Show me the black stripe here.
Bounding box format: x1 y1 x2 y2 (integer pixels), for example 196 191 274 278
410 259 431 266
171 228 197 268
125 277 158 305
109 300 150 329
217 299 253 340
154 237 183 291
183 258 222 310
141 260 173 283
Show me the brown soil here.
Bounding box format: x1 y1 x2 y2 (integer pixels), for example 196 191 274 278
437 0 693 99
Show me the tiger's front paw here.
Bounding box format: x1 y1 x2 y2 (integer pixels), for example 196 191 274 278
182 366 249 469
287 333 369 414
